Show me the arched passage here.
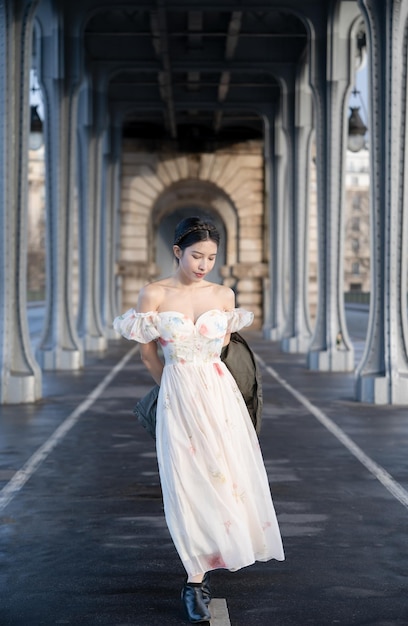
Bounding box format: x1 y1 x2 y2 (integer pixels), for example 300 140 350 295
151 179 239 284
118 140 267 327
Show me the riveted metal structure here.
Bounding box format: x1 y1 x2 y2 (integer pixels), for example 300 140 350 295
0 0 408 405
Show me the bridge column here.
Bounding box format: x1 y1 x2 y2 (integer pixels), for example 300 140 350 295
262 107 287 341
101 122 121 336
76 78 107 352
0 0 42 403
280 66 313 354
355 0 408 403
307 5 360 371
35 21 84 370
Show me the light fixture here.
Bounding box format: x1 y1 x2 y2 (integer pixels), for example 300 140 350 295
348 107 367 152
347 88 367 152
29 105 43 150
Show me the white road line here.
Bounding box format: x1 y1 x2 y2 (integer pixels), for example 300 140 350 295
0 345 139 513
210 598 231 625
256 354 408 510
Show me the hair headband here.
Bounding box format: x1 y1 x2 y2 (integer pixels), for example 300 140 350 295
174 225 214 246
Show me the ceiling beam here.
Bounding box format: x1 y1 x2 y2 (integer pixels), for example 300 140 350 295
150 3 178 138
112 99 275 111
216 11 242 131
187 11 203 92
96 60 294 73
187 10 203 49
85 31 307 40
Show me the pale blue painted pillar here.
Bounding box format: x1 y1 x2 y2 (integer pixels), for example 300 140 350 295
76 79 107 352
0 0 42 403
307 4 361 372
280 65 313 354
262 106 288 341
355 0 408 403
102 121 122 331
35 18 84 370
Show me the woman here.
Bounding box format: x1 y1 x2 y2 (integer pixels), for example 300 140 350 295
114 216 284 623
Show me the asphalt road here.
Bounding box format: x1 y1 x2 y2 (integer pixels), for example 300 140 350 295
1 321 408 625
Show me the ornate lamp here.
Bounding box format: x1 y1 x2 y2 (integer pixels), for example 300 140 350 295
347 86 367 152
348 106 367 152
29 105 43 150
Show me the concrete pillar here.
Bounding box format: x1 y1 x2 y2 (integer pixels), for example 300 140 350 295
262 108 287 341
355 0 408 403
101 126 121 339
101 122 121 335
76 79 107 352
307 5 360 372
232 263 268 330
280 66 313 354
0 0 42 403
35 25 84 370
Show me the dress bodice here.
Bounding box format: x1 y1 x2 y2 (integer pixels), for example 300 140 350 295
113 308 253 365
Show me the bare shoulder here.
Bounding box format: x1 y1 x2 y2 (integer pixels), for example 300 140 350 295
210 283 235 310
136 280 167 312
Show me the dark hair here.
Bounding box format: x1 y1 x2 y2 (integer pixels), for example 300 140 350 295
173 216 220 250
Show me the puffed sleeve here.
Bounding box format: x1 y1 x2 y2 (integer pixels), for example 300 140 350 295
226 308 254 333
113 309 160 343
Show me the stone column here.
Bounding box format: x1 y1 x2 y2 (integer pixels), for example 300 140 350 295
36 27 83 370
355 0 408 403
111 121 124 315
262 107 287 340
307 6 360 372
0 0 42 403
76 79 107 352
280 66 313 354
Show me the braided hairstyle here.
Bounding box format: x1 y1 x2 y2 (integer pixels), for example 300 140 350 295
173 216 220 252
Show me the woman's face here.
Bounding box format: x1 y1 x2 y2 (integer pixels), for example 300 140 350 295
174 239 218 282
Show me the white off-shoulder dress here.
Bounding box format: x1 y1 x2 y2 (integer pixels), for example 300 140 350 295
113 308 284 577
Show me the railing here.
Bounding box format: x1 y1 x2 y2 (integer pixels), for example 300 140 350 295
344 291 370 305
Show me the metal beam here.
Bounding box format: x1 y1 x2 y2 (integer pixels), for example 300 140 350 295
85 31 307 39
150 3 177 138
187 11 203 92
216 11 242 130
95 60 294 73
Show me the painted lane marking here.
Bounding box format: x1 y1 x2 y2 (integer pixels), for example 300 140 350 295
0 346 139 513
210 598 231 625
256 354 408 511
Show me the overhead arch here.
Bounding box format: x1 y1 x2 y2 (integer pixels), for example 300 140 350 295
151 178 238 273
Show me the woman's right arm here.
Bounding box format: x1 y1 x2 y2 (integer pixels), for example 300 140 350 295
140 341 163 385
137 284 164 385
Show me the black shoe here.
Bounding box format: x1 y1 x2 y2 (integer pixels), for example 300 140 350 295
181 582 211 623
201 572 211 606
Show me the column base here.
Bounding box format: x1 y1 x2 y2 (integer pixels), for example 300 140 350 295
1 371 42 404
104 327 118 340
356 373 408 404
307 347 354 372
37 347 84 371
281 334 312 354
262 325 284 341
84 335 107 352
